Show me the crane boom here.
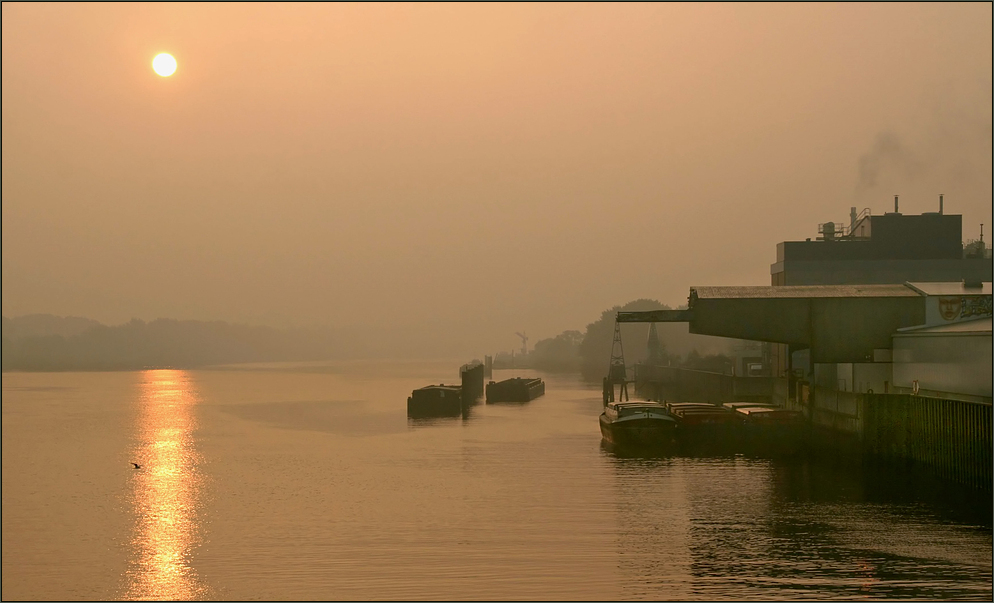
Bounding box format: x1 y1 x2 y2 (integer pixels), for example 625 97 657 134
514 331 528 355
616 309 693 323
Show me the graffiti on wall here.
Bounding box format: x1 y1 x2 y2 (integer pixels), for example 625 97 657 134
960 295 993 320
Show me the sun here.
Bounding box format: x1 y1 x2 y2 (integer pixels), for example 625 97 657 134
152 53 177 77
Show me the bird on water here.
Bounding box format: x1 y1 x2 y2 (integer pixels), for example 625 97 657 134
131 462 141 469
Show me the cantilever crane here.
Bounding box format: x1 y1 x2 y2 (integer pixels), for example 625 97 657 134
515 331 529 356
604 320 629 404
603 309 693 405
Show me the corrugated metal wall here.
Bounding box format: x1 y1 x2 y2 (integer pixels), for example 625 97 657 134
807 387 992 491
863 394 992 491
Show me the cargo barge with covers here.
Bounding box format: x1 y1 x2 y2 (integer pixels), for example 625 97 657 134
599 401 678 447
485 377 545 403
407 384 463 418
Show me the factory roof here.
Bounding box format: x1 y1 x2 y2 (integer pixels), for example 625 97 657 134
896 316 993 335
691 284 920 300
906 282 992 296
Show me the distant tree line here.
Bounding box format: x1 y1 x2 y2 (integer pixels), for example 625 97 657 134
5 304 740 374
528 330 584 373
2 315 343 371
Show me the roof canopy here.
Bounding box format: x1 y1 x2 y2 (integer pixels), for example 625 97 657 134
692 284 919 299
620 283 928 363
906 282 992 296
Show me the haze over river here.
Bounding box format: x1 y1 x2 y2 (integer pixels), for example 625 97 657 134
3 362 991 600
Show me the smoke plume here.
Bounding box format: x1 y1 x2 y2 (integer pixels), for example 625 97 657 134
856 131 923 191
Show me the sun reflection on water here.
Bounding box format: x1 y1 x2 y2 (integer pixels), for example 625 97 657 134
123 370 208 600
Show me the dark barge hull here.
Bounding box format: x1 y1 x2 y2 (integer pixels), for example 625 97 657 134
599 414 677 447
408 385 463 419
486 378 545 403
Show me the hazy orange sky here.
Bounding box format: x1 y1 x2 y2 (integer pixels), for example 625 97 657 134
3 3 992 355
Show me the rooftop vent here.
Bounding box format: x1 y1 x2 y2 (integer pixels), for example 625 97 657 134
817 221 843 241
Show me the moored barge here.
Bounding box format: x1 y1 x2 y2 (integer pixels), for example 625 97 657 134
408 384 463 418
665 402 744 450
599 401 678 447
486 377 545 403
735 406 806 454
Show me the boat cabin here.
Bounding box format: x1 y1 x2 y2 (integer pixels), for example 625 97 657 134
605 401 671 419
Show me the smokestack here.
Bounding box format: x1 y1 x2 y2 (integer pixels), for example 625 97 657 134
850 206 857 230
894 195 899 213
939 194 944 215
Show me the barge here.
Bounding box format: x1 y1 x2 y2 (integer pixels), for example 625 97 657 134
485 377 545 403
665 402 744 451
735 406 805 454
407 384 463 419
599 401 678 447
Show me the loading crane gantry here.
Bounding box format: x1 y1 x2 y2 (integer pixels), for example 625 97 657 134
515 331 529 356
603 310 690 405
603 320 630 405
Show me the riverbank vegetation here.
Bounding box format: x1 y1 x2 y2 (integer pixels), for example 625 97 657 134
5 303 738 374
2 315 342 371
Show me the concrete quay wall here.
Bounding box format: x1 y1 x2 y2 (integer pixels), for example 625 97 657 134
796 387 992 491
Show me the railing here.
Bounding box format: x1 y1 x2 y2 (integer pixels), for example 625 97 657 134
847 207 871 236
817 221 845 238
816 208 873 240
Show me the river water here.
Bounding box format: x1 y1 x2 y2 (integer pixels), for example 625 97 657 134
2 362 991 600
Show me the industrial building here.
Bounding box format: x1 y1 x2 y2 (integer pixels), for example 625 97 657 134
626 196 992 488
891 282 992 401
770 196 991 287
651 282 992 401
768 197 992 378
